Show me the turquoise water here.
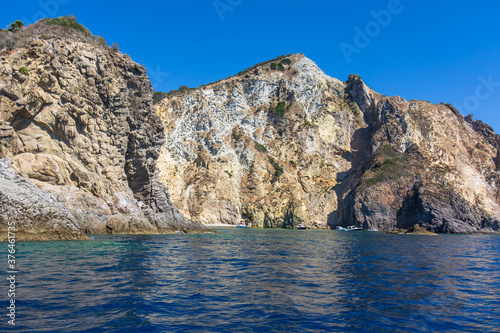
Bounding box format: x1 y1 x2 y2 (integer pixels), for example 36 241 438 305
1 229 499 332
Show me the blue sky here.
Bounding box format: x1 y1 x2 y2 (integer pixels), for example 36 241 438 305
2 0 499 133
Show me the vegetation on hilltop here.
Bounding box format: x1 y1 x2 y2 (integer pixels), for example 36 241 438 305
152 54 296 105
45 16 89 34
0 15 118 53
9 20 24 32
153 85 197 104
236 54 292 76
269 58 291 71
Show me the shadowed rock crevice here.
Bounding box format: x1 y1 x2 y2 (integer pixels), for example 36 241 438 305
396 182 432 229
327 74 379 228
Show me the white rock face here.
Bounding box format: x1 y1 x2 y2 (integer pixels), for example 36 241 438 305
156 54 363 228
156 55 500 232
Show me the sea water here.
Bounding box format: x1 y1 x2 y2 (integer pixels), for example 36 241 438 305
1 229 499 332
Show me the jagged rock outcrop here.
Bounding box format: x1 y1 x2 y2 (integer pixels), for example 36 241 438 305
155 54 500 233
0 17 206 239
0 158 87 241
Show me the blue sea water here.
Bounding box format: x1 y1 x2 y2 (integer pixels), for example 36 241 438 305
1 229 499 332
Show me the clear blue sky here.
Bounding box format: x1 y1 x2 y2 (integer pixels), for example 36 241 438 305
2 0 499 133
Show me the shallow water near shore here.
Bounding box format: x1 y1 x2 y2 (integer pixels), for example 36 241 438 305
1 229 499 332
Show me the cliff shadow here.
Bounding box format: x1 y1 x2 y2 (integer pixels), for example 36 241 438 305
327 125 374 228
326 84 380 228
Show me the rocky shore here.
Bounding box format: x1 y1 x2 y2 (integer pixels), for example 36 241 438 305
155 55 500 233
386 225 438 236
1 17 499 239
0 17 206 240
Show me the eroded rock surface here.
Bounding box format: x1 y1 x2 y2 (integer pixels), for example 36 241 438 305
156 55 500 233
0 158 87 241
0 18 205 238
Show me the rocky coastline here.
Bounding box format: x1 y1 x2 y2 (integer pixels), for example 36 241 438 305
155 56 500 234
0 17 206 240
1 17 499 240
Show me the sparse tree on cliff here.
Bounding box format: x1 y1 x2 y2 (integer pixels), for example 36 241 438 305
9 20 24 32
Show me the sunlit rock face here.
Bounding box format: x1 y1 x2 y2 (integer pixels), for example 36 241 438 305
0 19 206 238
156 54 500 233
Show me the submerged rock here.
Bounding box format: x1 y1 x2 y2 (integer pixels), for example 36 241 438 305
386 225 438 236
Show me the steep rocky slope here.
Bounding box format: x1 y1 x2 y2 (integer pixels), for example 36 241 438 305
155 54 500 233
0 17 205 240
0 158 87 241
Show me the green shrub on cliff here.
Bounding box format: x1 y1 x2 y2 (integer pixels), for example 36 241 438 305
363 144 424 188
18 66 28 75
153 92 168 104
254 141 268 152
275 101 286 116
9 20 24 32
153 85 196 104
96 36 107 47
46 15 89 35
269 157 284 178
0 15 104 51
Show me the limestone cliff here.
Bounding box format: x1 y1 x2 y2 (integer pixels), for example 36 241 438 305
155 54 500 233
0 17 205 240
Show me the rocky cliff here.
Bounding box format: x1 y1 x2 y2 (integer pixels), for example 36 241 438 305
0 17 205 240
155 54 500 233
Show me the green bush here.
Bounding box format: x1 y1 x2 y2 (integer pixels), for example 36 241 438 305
269 157 284 178
270 63 277 70
18 66 28 75
281 58 291 65
254 141 268 152
301 120 312 128
153 85 196 102
363 144 413 187
381 144 398 158
96 36 107 47
9 20 24 32
274 101 286 116
278 63 285 71
46 16 89 35
153 92 168 104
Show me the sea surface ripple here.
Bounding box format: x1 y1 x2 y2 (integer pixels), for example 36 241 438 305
2 229 499 332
